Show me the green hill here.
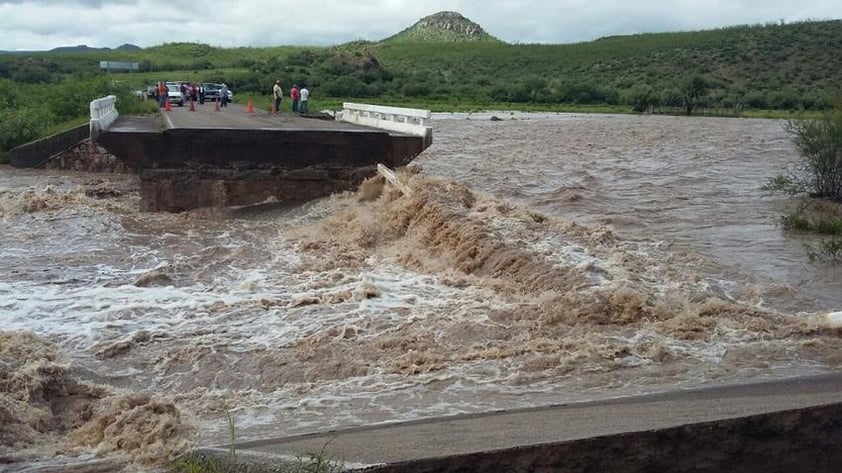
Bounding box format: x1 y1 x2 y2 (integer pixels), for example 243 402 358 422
372 19 842 111
4 17 842 161
384 11 501 43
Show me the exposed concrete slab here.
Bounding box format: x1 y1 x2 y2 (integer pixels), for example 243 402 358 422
200 374 842 472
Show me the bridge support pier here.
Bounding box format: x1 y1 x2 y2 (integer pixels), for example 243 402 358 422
139 167 376 212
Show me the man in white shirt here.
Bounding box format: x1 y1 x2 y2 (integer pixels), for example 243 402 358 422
272 80 283 114
299 85 310 114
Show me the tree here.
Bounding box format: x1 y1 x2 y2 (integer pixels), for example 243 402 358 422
765 106 842 262
682 76 709 115
783 109 842 201
628 84 658 113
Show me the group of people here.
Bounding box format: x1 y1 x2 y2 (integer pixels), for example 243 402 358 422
150 81 230 107
273 81 310 114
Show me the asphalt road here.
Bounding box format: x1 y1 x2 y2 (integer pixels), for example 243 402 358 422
206 373 842 469
159 102 369 131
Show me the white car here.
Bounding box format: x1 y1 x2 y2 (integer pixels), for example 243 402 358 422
165 83 184 106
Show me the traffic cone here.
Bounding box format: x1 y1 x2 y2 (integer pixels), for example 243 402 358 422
215 97 220 112
188 98 195 112
246 97 254 113
164 99 171 112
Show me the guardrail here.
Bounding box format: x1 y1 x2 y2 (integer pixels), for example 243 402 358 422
337 102 432 138
90 95 118 139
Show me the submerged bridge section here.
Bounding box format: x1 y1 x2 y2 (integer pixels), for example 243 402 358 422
90 97 432 211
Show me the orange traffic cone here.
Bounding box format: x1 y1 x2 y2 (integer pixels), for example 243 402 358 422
214 97 220 112
164 99 171 112
188 98 195 112
246 97 254 113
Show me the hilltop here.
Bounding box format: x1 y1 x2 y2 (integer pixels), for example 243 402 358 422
384 11 501 43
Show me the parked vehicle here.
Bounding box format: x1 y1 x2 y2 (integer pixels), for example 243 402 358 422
165 83 183 106
201 83 233 104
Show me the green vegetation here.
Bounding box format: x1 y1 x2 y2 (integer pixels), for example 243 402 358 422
168 411 343 473
0 74 156 162
2 18 842 161
170 449 343 473
765 107 842 262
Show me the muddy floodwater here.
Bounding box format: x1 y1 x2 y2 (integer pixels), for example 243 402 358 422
2 113 841 470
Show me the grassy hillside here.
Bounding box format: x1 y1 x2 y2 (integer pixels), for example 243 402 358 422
2 19 842 161
373 20 842 110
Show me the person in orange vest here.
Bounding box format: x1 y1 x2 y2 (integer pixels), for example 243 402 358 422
157 82 167 107
290 84 300 113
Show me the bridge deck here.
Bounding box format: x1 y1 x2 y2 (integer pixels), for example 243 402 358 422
111 102 408 134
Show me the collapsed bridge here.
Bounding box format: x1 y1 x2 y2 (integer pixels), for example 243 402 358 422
12 96 433 211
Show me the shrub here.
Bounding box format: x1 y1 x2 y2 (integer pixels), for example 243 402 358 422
627 84 658 112
743 90 768 109
402 83 431 97
783 109 842 201
0 107 53 160
11 64 53 84
49 76 111 122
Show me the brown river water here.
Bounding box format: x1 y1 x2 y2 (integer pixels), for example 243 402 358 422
1 113 841 471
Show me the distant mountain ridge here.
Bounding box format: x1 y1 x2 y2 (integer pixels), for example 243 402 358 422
50 43 141 53
0 43 141 54
384 11 501 43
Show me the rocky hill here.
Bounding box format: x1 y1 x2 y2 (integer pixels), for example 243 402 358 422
384 11 501 43
48 43 141 53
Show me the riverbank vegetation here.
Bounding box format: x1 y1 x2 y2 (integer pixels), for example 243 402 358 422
766 106 842 262
1 19 841 161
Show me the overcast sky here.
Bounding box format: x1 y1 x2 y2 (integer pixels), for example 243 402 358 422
1 0 840 51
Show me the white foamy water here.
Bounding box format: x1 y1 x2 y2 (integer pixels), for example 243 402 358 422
1 115 841 470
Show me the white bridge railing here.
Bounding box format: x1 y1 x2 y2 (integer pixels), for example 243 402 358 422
337 102 432 138
90 95 118 139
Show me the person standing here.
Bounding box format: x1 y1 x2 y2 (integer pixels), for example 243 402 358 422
290 84 300 113
199 84 205 104
158 81 167 107
272 80 283 114
299 85 310 114
219 84 229 108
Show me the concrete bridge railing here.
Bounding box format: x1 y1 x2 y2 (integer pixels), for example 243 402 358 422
338 103 432 138
90 95 118 140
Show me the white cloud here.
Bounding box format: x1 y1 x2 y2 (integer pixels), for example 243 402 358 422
0 0 840 50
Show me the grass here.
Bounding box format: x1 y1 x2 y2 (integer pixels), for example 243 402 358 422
777 199 842 263
169 453 228 473
169 411 344 473
778 198 842 234
812 238 842 262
